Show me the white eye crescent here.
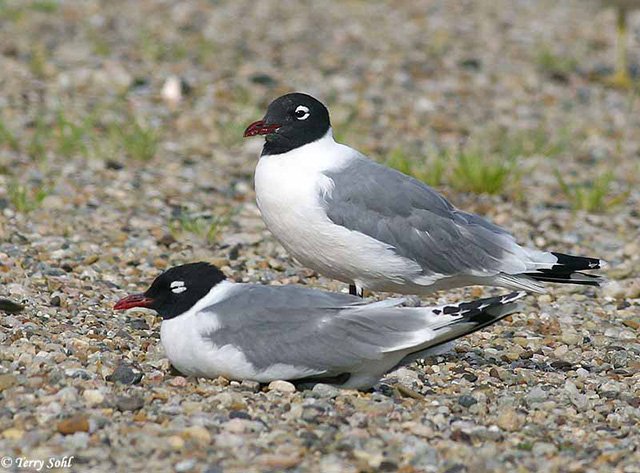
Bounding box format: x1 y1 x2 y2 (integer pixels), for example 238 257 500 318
170 281 187 294
294 105 310 120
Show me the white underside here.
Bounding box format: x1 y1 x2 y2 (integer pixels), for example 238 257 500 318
161 281 322 381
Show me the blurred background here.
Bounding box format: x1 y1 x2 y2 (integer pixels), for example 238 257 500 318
1 2 639 472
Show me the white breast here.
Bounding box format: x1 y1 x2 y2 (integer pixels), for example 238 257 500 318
254 131 425 291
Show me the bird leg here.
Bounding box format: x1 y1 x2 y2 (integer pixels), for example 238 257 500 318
349 284 366 298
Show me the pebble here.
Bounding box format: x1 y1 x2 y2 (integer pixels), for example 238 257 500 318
213 392 247 410
116 395 144 412
268 380 296 393
458 395 478 407
526 386 548 403
240 380 261 393
0 374 17 391
106 365 143 385
174 459 197 472
58 416 90 435
166 435 185 450
311 383 340 398
83 389 105 405
497 409 525 432
2 428 24 440
181 426 211 445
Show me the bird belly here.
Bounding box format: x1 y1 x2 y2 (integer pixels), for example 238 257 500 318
161 316 320 381
255 158 426 290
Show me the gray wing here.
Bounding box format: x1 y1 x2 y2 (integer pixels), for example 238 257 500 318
323 157 528 278
203 285 421 376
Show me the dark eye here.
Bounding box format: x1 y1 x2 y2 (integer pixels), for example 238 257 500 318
294 105 310 120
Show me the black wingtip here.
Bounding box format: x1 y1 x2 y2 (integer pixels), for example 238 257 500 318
550 252 603 271
525 252 605 287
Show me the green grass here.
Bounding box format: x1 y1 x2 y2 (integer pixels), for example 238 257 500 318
114 118 158 162
7 179 50 213
0 119 19 151
4 104 160 164
55 110 96 157
139 29 188 63
536 46 578 79
554 170 628 213
29 0 59 13
450 148 515 195
28 116 51 163
29 43 50 78
86 27 112 56
516 442 534 452
495 124 569 160
385 147 447 187
169 213 231 244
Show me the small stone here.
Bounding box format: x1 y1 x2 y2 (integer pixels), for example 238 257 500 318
526 386 548 403
312 383 340 398
2 428 24 440
169 376 188 387
116 395 144 411
627 398 640 408
166 435 185 450
83 389 104 406
497 409 525 432
162 75 183 105
174 459 197 472
239 380 261 393
551 360 573 371
458 395 478 407
0 299 24 314
50 295 62 307
223 418 262 434
57 416 90 435
561 331 582 345
268 380 296 393
553 345 569 358
106 364 143 385
602 281 625 299
0 374 17 391
533 442 557 456
181 426 211 445
258 454 302 469
213 392 247 410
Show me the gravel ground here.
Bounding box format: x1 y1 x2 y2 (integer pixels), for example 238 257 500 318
1 1 639 472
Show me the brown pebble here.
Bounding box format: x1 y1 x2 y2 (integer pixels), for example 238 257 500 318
58 416 90 435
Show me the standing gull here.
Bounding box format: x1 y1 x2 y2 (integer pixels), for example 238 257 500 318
114 262 525 389
244 93 605 297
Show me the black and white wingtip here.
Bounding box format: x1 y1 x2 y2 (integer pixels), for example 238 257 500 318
435 291 526 325
423 291 526 349
526 252 606 287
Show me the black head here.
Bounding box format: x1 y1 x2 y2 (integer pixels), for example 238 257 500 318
243 93 331 156
114 262 226 320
